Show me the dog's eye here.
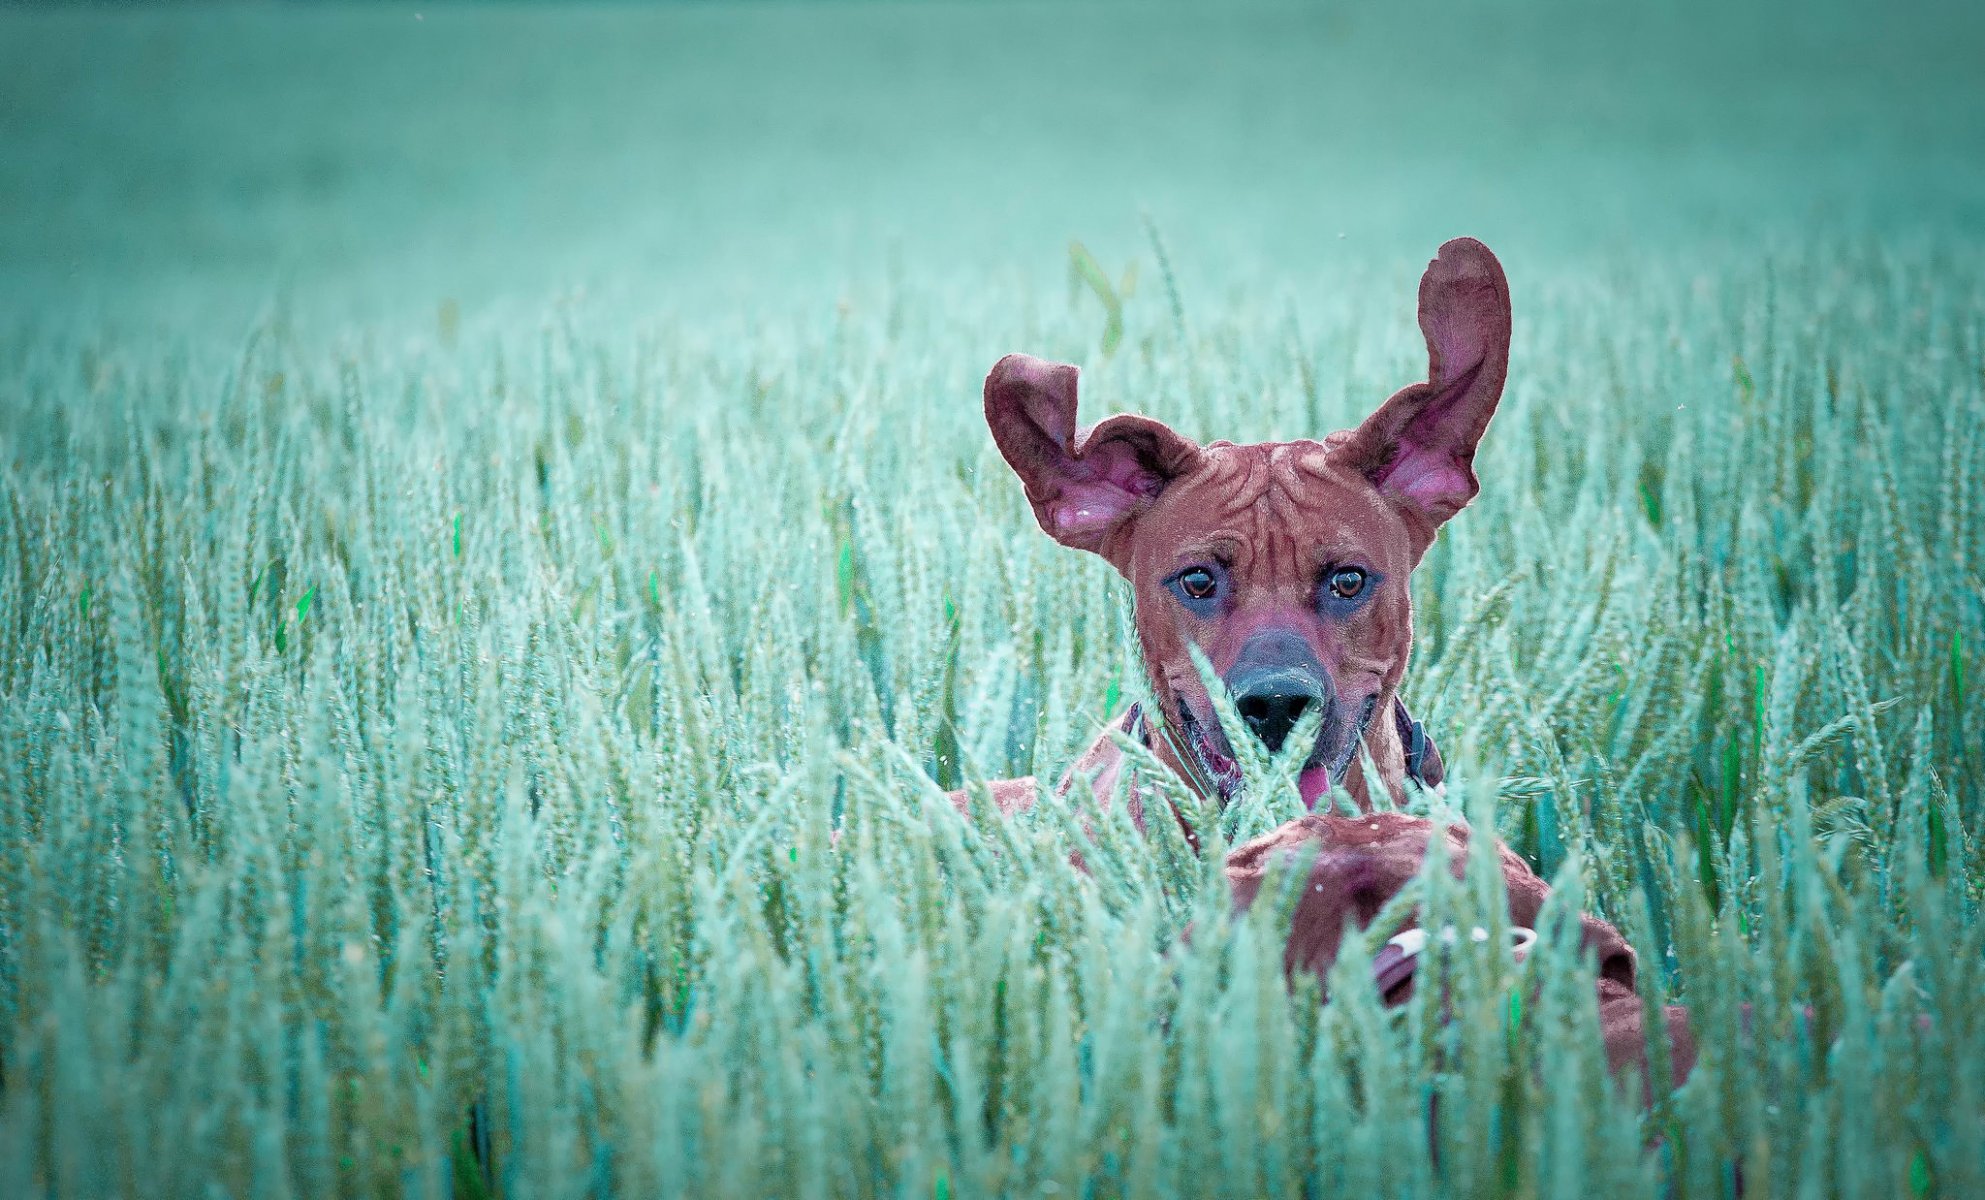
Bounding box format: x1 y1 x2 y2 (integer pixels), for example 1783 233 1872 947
1327 568 1367 600
1179 568 1219 600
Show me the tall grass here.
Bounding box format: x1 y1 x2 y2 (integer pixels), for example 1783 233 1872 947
0 236 1979 1196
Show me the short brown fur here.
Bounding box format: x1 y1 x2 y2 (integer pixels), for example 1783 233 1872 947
965 240 1700 1090
983 237 1509 810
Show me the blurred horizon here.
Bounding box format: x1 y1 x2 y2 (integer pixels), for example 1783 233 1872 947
4 0 1982 345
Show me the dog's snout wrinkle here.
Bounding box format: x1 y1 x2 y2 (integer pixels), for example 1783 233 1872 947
1228 629 1317 677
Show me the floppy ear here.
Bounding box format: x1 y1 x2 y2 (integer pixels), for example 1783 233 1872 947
1333 237 1511 542
984 353 1201 559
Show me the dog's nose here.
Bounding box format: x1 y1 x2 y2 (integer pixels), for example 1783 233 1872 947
1234 683 1323 754
1226 629 1331 755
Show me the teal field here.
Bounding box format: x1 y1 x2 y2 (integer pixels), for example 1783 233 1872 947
2 2 1982 1196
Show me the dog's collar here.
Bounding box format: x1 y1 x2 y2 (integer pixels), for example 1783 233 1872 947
1123 695 1444 792
1392 696 1444 790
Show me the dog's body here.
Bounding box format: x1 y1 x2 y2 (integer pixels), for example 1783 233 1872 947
962 239 1699 1086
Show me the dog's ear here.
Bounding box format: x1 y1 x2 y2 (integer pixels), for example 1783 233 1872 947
1333 237 1511 542
984 354 1201 557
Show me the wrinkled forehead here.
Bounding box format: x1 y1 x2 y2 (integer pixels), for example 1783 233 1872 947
1127 441 1415 579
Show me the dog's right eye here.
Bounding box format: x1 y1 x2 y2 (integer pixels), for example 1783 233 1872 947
1179 568 1218 600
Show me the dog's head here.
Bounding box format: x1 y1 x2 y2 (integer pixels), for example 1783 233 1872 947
985 238 1509 804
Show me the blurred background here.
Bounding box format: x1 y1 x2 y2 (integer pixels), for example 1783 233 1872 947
4 0 1982 341
3 8 1984 1194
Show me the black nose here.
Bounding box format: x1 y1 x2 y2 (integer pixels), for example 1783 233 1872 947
1225 629 1331 755
1235 685 1320 753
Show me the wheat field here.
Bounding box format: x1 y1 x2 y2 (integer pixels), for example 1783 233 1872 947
1 2 1981 1197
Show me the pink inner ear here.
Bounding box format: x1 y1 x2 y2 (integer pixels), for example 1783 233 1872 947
1049 485 1133 539
1380 450 1474 509
1049 443 1168 538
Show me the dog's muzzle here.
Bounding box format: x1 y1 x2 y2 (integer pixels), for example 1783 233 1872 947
1225 630 1331 756
1233 673 1327 754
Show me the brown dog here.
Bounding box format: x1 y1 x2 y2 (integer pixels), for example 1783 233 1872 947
970 237 1502 818
966 238 1697 1085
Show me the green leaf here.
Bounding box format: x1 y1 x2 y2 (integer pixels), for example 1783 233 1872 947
1909 1148 1932 1198
1068 239 1125 357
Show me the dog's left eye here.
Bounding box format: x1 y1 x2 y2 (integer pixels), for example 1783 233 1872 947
1327 568 1367 600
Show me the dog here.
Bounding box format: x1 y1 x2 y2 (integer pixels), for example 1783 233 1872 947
962 238 1699 1085
965 237 1500 821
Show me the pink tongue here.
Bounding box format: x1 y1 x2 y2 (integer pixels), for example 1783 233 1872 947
1298 766 1332 811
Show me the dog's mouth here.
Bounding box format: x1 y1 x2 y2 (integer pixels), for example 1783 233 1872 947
1171 693 1380 810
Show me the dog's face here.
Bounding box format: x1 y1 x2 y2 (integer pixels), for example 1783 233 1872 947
986 239 1510 804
